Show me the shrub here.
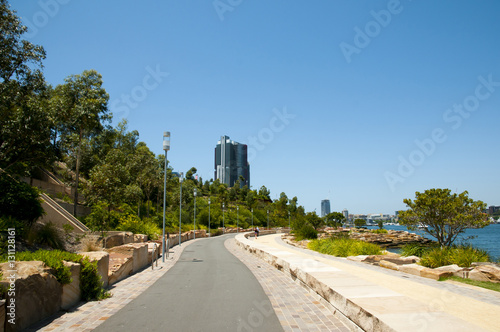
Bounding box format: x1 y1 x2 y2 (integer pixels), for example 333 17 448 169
309 238 382 257
0 173 44 226
294 223 318 241
28 222 64 250
419 245 490 268
1 250 109 300
400 243 436 258
371 229 388 234
117 214 161 240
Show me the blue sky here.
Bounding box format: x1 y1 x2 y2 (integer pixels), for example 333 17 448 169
10 0 500 214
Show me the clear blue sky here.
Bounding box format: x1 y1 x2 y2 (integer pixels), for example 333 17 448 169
10 0 500 215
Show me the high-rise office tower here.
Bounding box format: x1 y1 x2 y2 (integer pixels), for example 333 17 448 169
321 199 331 217
214 135 250 187
342 209 349 221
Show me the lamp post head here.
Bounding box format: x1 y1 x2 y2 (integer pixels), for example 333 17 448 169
237 206 239 211
179 172 183 183
194 188 197 197
163 132 171 151
208 198 211 204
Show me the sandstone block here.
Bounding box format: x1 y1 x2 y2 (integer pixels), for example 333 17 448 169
107 243 148 273
108 252 133 285
379 260 400 271
398 263 426 277
473 265 500 283
79 251 109 288
435 264 462 277
346 255 368 262
468 269 491 282
61 261 81 310
420 267 453 280
0 261 62 332
0 299 5 332
133 234 148 243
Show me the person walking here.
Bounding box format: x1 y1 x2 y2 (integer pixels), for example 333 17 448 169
255 226 260 238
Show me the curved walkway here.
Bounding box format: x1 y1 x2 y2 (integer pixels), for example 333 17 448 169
29 234 352 331
237 233 500 332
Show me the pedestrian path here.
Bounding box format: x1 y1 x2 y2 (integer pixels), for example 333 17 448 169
237 233 500 332
225 238 354 332
28 240 193 332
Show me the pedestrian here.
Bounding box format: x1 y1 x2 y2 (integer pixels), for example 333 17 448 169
255 226 260 238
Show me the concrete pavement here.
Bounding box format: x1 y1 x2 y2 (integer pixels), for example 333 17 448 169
31 234 352 331
237 233 500 332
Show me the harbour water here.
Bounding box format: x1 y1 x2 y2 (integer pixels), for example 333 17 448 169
367 223 500 261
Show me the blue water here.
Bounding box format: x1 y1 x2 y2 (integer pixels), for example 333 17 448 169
366 224 500 261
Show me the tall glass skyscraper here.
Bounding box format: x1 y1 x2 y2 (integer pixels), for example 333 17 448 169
321 199 331 217
214 135 250 187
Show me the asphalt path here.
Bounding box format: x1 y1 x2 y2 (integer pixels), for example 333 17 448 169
94 234 283 332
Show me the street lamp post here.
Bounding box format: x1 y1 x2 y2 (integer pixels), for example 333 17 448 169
162 132 170 262
267 210 269 230
288 211 291 230
208 198 211 237
179 172 183 246
237 205 239 233
251 208 254 230
193 188 197 240
222 203 225 233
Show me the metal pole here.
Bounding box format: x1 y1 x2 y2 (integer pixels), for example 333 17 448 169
179 173 183 246
162 151 167 262
288 211 291 230
208 198 211 237
194 188 197 240
267 210 269 230
223 203 225 233
251 208 254 230
237 205 239 233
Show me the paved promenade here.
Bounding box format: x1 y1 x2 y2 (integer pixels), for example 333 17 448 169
30 234 352 331
237 233 500 332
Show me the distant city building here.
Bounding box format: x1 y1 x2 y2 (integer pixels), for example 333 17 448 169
321 199 331 217
342 209 349 221
214 135 250 187
488 206 500 215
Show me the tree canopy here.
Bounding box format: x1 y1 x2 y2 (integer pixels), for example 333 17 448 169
398 188 489 247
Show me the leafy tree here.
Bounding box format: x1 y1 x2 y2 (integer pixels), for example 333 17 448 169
399 189 489 247
305 211 323 230
325 212 345 228
258 185 271 201
0 1 53 173
0 172 43 229
354 219 366 228
53 70 110 216
377 220 384 230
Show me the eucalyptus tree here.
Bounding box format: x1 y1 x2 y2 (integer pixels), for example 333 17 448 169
0 0 53 173
52 70 110 215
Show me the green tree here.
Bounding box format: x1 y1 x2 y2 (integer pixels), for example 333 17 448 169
377 220 384 230
325 212 345 228
306 211 323 230
354 218 366 228
0 172 43 230
0 1 53 173
399 189 489 247
53 70 110 216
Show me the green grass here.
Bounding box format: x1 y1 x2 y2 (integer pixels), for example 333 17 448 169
441 276 500 292
308 237 382 257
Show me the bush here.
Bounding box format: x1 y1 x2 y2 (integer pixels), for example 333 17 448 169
308 238 382 257
117 214 161 240
0 172 44 229
28 222 64 250
400 243 436 258
371 229 388 234
419 245 490 268
1 250 109 300
294 223 318 241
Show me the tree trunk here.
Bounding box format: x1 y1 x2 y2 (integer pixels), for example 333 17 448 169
73 129 82 217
